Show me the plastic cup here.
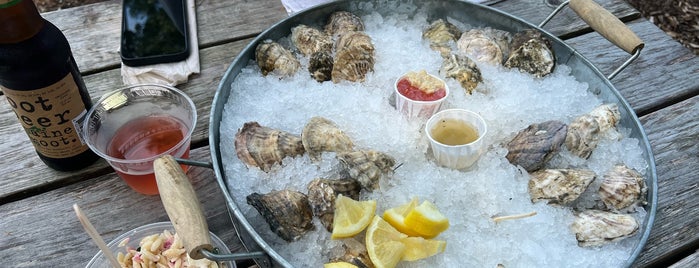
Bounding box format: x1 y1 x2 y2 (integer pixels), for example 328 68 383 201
425 109 487 170
394 71 449 119
82 84 197 195
85 222 235 268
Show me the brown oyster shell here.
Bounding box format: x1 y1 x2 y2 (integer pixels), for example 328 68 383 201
528 168 596 205
570 209 639 247
335 30 375 54
599 165 646 211
506 120 568 172
309 51 334 82
457 28 506 65
331 45 375 83
422 19 462 57
246 189 314 242
440 53 483 94
255 39 300 77
330 238 374 268
291 24 333 56
504 30 555 78
337 150 396 191
307 178 362 232
301 117 354 161
565 103 621 159
234 122 305 172
325 11 365 38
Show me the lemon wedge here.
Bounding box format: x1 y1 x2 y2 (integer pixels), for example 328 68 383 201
382 197 421 236
331 195 377 239
365 216 408 268
403 200 450 238
324 261 359 268
400 236 447 261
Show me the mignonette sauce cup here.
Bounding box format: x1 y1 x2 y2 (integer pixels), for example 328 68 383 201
425 109 487 170
82 84 197 195
394 71 449 119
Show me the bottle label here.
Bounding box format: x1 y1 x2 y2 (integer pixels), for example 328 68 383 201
2 73 91 158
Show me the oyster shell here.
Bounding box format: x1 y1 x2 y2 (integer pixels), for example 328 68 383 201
504 30 555 78
234 122 305 172
332 46 375 83
565 103 621 159
325 11 365 38
291 24 333 56
307 178 362 232
335 30 375 54
599 165 646 211
457 28 508 65
337 150 396 191
440 53 483 94
255 39 300 77
309 51 334 82
301 117 354 161
246 189 314 242
570 209 639 247
528 168 596 205
330 238 374 268
422 19 462 57
506 120 568 172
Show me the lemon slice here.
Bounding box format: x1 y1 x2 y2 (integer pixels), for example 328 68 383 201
382 197 421 236
365 216 408 268
403 200 450 239
400 236 447 261
331 195 377 239
324 261 359 268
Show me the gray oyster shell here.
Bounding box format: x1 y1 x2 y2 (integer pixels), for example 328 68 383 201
457 28 506 65
565 103 621 159
330 238 374 268
234 122 305 172
291 24 333 56
301 117 354 161
246 189 314 242
325 11 365 38
255 39 300 77
570 209 639 247
506 120 568 172
307 178 362 232
332 31 375 83
309 51 334 82
422 19 462 57
504 29 555 78
528 168 596 205
599 165 647 211
337 150 396 191
440 53 482 94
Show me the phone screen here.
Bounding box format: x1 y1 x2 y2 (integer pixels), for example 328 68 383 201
121 0 189 66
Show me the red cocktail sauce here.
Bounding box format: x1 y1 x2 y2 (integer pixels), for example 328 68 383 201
397 77 446 101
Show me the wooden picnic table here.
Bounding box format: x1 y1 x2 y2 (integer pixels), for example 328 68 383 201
0 0 697 267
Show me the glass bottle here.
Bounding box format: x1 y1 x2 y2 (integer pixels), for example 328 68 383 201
0 0 99 171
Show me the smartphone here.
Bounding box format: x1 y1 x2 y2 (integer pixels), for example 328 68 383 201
120 0 190 66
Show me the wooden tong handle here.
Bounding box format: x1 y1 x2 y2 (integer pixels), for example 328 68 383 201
569 0 644 54
154 155 212 260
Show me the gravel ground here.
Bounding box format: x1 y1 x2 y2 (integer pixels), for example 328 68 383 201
32 0 697 54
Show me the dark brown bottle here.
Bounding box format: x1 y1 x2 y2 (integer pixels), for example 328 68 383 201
0 0 98 171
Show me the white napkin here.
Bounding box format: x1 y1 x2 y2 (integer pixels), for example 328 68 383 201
280 0 490 14
120 0 200 86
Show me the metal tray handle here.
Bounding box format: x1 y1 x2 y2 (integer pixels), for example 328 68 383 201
541 0 644 80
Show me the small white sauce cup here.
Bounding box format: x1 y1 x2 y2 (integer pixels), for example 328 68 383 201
425 109 487 170
394 72 449 119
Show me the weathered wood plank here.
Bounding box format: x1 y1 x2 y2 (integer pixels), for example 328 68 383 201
566 19 699 116
41 0 288 74
669 250 699 268
631 95 699 267
0 147 245 267
0 38 254 204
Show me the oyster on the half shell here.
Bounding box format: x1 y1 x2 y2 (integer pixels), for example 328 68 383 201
570 209 639 247
234 122 305 172
528 168 596 205
337 150 396 191
506 120 568 172
246 189 314 242
599 165 647 211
